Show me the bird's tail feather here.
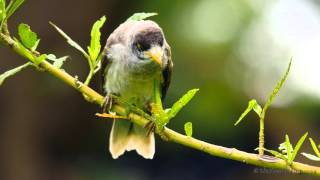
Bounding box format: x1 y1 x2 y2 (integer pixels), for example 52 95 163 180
109 120 155 159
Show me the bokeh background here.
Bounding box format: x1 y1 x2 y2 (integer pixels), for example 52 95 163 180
1 0 320 179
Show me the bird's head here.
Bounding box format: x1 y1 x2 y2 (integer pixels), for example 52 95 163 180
123 20 169 71
105 20 170 75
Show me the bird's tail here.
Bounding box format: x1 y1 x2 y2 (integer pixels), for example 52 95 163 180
109 120 155 159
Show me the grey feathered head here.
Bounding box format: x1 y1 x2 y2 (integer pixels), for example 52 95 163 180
105 20 170 72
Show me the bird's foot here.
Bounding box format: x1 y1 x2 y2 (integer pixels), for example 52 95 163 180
144 121 156 136
102 95 113 113
144 120 169 141
99 95 128 119
144 102 170 140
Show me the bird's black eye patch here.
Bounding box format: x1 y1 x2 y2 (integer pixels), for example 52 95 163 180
135 41 150 52
133 30 164 52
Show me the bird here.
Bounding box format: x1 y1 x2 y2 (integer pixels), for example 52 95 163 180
101 19 173 159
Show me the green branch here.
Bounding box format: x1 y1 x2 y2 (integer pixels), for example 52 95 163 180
0 1 319 176
1 32 320 176
49 16 106 87
234 60 292 156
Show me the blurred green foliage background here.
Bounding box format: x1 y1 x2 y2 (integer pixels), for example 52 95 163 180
0 0 319 179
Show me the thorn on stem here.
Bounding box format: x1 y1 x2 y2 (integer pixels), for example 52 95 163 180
74 75 82 89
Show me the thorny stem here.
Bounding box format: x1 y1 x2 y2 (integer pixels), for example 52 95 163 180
259 118 265 156
1 29 320 176
259 112 266 156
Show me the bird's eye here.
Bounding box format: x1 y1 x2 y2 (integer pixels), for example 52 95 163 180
135 42 150 52
136 43 143 51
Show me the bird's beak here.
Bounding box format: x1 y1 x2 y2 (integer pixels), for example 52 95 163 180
145 46 163 67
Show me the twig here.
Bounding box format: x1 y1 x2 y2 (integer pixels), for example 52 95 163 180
1 32 320 176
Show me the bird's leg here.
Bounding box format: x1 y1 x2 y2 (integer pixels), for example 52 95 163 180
102 94 113 113
144 102 169 140
144 120 156 136
99 94 126 119
146 120 168 141
143 102 156 135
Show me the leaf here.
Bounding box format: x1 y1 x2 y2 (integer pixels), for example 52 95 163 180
18 23 39 49
0 0 6 21
264 149 287 160
263 59 292 113
34 54 47 66
6 0 24 19
46 54 56 60
290 132 308 163
47 54 68 68
309 138 320 157
234 99 261 126
252 101 262 115
0 62 31 86
184 122 193 137
88 16 106 63
301 153 320 161
50 22 89 59
52 56 68 69
279 142 293 155
31 39 40 51
126 12 158 21
167 89 199 119
285 134 292 161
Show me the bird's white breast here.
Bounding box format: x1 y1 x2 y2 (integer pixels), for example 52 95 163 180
105 61 158 109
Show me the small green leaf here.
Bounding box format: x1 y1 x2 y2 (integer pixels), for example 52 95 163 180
127 12 158 21
18 23 39 49
46 54 56 60
88 16 106 63
47 54 68 69
184 122 193 137
6 0 24 19
50 22 89 59
252 101 262 116
309 138 320 157
264 149 287 160
0 0 6 21
31 39 40 51
234 99 261 126
263 59 292 113
285 134 292 161
53 57 68 68
279 142 293 155
167 89 199 119
290 132 308 163
34 54 47 66
0 62 31 86
301 153 320 161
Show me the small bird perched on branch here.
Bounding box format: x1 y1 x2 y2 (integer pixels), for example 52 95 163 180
101 18 173 159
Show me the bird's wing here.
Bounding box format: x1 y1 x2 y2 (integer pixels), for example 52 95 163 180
101 23 128 95
101 47 112 95
161 43 173 101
